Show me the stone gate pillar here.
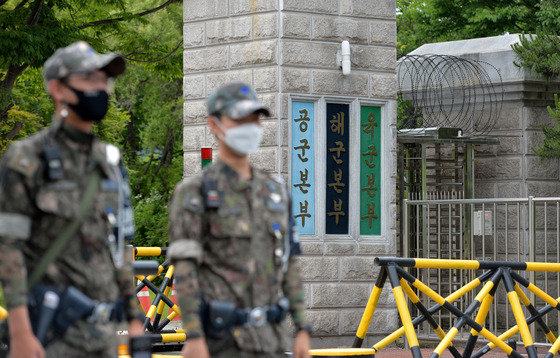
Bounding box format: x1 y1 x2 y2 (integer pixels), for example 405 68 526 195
183 0 398 347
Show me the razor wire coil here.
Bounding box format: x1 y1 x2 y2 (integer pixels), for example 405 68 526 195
397 54 504 136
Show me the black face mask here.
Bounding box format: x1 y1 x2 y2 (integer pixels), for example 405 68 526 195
65 85 109 122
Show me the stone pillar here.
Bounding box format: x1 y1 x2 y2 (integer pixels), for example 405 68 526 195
184 0 398 348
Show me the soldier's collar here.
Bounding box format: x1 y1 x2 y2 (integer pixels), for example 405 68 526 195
215 159 254 190
59 120 95 145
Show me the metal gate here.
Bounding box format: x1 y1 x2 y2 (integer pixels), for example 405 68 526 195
402 197 560 342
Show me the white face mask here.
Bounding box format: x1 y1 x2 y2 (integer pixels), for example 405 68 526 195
216 121 264 156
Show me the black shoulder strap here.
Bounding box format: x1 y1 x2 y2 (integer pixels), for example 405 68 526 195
42 130 64 181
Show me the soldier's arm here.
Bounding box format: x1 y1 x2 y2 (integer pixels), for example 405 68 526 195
115 257 144 323
282 256 308 327
167 179 205 339
0 148 38 311
173 260 204 338
282 201 309 329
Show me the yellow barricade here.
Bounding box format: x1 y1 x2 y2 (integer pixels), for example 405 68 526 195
133 247 183 343
351 257 560 358
310 348 376 357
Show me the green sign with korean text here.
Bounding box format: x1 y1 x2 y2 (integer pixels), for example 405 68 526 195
360 106 381 235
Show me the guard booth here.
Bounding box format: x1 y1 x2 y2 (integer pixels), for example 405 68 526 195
397 128 500 334
397 127 499 257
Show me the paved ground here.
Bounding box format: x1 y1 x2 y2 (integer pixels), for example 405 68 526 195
119 346 552 357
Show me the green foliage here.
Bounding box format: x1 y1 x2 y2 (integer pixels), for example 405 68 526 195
10 68 53 120
128 154 183 249
397 0 554 56
508 2 560 160
109 3 184 249
0 67 51 153
0 0 182 146
92 100 131 146
512 30 560 79
533 94 560 160
132 188 169 249
0 0 184 250
0 104 44 151
397 94 423 130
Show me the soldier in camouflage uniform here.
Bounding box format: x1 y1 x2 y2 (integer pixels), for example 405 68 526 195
0 41 144 358
168 81 311 358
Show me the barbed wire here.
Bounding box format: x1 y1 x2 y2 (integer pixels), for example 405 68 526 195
397 54 503 136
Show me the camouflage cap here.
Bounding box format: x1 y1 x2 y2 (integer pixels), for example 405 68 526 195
206 81 270 120
43 41 126 83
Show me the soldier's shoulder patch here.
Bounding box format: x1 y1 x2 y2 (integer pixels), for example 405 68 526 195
179 176 205 213
182 191 204 213
6 149 40 178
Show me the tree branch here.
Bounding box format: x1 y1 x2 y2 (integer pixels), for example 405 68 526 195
124 41 182 63
0 103 14 126
117 0 126 12
521 0 539 11
1 64 29 93
78 0 180 30
6 119 26 141
14 0 29 10
141 153 154 178
152 127 174 180
125 112 137 164
135 152 154 192
26 0 43 26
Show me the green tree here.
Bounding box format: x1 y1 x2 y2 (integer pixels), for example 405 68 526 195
0 0 181 151
115 64 184 249
0 0 184 250
108 3 184 249
397 0 554 57
532 94 560 159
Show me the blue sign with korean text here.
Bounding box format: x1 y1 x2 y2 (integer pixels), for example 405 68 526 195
291 101 315 235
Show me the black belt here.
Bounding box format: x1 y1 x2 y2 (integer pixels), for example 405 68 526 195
202 297 289 332
235 303 287 327
28 284 125 346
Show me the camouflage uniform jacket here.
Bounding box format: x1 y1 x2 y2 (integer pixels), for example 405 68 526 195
168 159 307 354
0 119 141 353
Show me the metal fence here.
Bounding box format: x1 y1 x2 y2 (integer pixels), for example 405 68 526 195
402 197 560 343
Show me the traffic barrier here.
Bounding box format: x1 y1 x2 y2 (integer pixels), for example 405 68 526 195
348 257 560 358
134 247 183 343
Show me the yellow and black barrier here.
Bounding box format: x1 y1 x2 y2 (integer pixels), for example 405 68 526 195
350 257 560 358
133 247 183 344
